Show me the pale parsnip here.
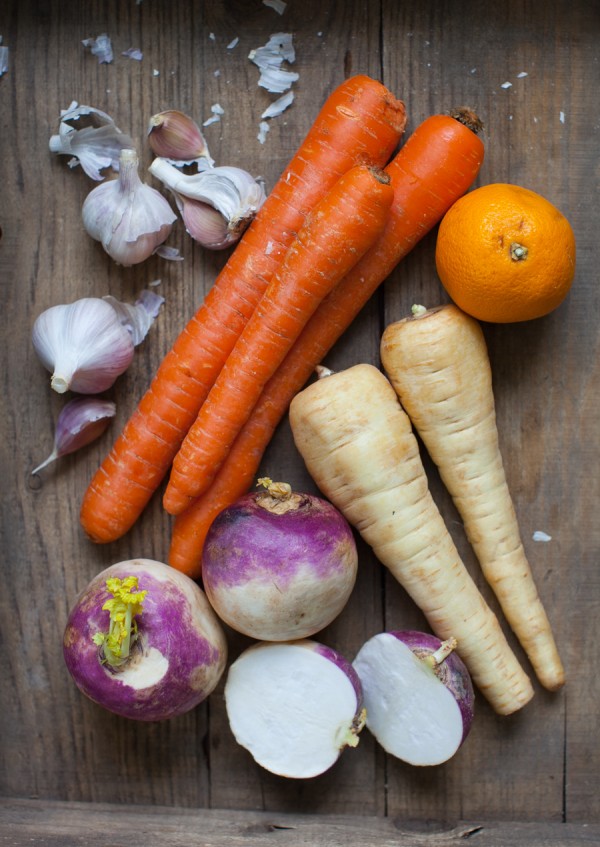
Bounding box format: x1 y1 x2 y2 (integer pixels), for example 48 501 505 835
289 363 534 716
380 304 564 692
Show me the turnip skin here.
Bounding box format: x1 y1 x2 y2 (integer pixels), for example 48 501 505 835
63 558 228 721
202 485 358 641
390 630 475 744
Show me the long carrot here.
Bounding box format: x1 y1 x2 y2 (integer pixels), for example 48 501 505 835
168 110 485 576
163 165 395 515
288 363 534 715
79 75 406 543
380 303 565 691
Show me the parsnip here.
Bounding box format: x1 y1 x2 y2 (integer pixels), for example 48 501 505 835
289 364 534 715
380 304 564 692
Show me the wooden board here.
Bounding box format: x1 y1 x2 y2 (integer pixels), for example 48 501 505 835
2 798 600 847
1 0 599 840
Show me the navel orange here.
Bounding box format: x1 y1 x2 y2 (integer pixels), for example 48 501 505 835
435 183 576 323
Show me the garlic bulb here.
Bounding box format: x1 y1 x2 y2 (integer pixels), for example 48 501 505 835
82 148 177 266
32 298 135 394
148 159 267 250
147 109 213 165
49 102 134 181
32 397 116 475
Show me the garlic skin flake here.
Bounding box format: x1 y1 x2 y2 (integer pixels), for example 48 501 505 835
0 36 9 77
82 33 113 64
103 288 165 346
32 298 135 395
149 159 267 250
32 397 116 475
49 102 135 181
261 90 294 118
82 148 177 265
249 32 298 93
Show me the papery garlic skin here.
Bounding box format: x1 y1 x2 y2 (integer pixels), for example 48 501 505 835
82 148 177 266
248 32 298 93
103 288 165 345
32 397 116 475
32 298 135 394
49 102 135 181
148 159 267 250
82 33 114 64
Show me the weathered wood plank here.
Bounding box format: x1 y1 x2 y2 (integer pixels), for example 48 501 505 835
0 0 598 831
1 799 600 847
380 0 600 825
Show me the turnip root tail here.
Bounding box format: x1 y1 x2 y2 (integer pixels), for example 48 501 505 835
289 364 534 716
380 304 565 692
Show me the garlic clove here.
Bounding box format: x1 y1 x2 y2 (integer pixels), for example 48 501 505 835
147 109 213 165
149 159 267 249
174 193 237 250
32 298 135 394
32 396 116 475
82 148 178 266
49 102 135 181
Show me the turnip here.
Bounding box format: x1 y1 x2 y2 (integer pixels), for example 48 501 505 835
353 631 475 766
201 479 358 641
225 639 366 778
63 558 227 721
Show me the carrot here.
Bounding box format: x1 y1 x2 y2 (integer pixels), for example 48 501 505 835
79 75 406 543
163 165 395 515
380 303 565 691
288 363 534 715
168 110 485 576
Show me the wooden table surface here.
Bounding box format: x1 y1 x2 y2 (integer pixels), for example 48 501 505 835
1 1 599 843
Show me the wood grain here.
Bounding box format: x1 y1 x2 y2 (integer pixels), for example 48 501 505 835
0 0 598 834
2 798 600 847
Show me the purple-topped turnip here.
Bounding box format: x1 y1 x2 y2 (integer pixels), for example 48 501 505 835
225 639 366 778
352 631 475 766
202 479 358 641
63 558 227 721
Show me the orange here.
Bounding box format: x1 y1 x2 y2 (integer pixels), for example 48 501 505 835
435 183 576 323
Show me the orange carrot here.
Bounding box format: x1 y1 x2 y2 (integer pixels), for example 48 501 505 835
168 109 485 577
79 76 406 543
163 165 395 515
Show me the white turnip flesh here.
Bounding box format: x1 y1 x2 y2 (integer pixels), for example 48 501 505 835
63 558 228 721
353 631 474 766
225 639 366 778
202 480 358 641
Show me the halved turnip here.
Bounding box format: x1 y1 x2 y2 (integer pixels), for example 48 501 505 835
352 631 475 766
225 639 366 778
202 479 358 641
63 558 227 721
